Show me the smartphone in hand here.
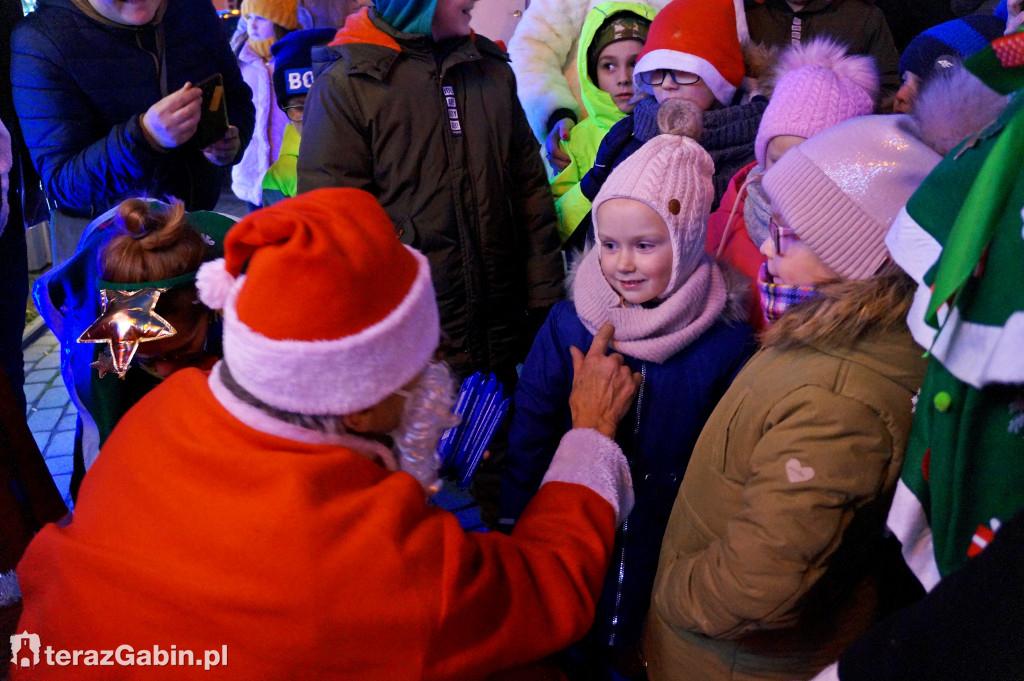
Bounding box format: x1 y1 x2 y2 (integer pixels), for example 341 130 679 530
194 73 229 148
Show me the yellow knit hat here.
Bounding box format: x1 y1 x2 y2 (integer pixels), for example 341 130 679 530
240 0 299 30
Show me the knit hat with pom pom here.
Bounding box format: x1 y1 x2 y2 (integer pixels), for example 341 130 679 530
592 98 714 296
754 38 879 167
196 188 438 416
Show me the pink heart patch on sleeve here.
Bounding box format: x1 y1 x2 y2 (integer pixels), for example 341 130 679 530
785 458 815 483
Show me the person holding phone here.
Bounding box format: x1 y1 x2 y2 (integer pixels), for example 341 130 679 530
11 0 256 263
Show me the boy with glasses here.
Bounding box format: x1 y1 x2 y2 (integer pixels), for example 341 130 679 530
261 28 336 207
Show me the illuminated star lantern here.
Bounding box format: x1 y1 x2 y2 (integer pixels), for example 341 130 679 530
77 288 177 379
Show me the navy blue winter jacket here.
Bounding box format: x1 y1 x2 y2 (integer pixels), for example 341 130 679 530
11 0 255 217
499 300 755 646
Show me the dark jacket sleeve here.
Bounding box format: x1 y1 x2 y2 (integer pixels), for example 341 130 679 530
579 113 634 201
504 73 565 311
498 304 576 527
296 64 376 194
11 22 167 214
837 508 1024 681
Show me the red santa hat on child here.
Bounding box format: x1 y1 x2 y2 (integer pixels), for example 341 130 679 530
633 0 746 107
195 188 439 416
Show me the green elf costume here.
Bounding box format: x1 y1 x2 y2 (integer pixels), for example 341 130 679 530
884 33 1024 590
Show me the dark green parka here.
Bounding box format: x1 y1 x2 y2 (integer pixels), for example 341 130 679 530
297 9 564 378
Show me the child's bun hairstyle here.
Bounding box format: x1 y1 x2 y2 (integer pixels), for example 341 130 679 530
754 38 880 167
100 198 209 327
762 115 942 281
632 0 745 106
592 99 713 296
100 199 205 284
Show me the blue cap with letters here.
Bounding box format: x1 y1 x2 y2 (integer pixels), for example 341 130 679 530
271 28 337 110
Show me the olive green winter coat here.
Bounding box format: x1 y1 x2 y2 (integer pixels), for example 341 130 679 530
644 275 928 681
298 9 564 377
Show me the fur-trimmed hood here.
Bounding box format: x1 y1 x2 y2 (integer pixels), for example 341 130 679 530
761 266 916 353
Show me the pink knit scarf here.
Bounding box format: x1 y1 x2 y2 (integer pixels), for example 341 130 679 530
572 247 727 363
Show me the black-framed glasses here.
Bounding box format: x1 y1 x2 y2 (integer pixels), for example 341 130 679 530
638 69 701 86
769 218 795 255
283 104 304 122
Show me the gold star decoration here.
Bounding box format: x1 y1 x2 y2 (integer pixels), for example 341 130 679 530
77 288 177 379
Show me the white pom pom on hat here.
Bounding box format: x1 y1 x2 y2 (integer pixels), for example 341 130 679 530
196 258 237 311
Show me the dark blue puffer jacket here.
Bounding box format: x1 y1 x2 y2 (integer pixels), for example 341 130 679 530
499 300 755 647
11 0 255 217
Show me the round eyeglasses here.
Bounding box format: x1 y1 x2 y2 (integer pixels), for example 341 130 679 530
638 69 701 87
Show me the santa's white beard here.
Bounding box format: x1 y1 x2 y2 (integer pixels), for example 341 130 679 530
391 361 460 494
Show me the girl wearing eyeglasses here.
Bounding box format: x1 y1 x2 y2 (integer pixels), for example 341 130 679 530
576 0 767 228
705 38 880 333
644 114 944 681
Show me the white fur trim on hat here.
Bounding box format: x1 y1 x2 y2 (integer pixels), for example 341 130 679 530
220 247 439 416
634 49 737 106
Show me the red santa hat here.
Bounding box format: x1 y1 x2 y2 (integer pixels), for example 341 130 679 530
196 188 439 416
633 0 746 107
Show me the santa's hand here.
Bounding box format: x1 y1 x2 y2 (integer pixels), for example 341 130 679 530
568 323 640 438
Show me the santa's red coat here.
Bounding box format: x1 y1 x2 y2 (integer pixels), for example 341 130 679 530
13 368 615 679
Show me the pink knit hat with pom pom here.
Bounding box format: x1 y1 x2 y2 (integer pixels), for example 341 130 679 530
754 38 880 167
195 188 438 416
592 99 713 297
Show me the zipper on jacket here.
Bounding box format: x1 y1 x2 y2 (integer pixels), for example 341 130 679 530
608 361 646 645
135 25 168 98
433 67 485 366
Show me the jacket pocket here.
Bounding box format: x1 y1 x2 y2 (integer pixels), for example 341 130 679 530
713 386 752 482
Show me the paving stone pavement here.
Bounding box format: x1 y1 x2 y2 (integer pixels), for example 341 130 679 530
23 326 75 510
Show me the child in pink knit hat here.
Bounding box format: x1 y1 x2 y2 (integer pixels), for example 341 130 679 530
500 100 754 681
706 37 880 331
